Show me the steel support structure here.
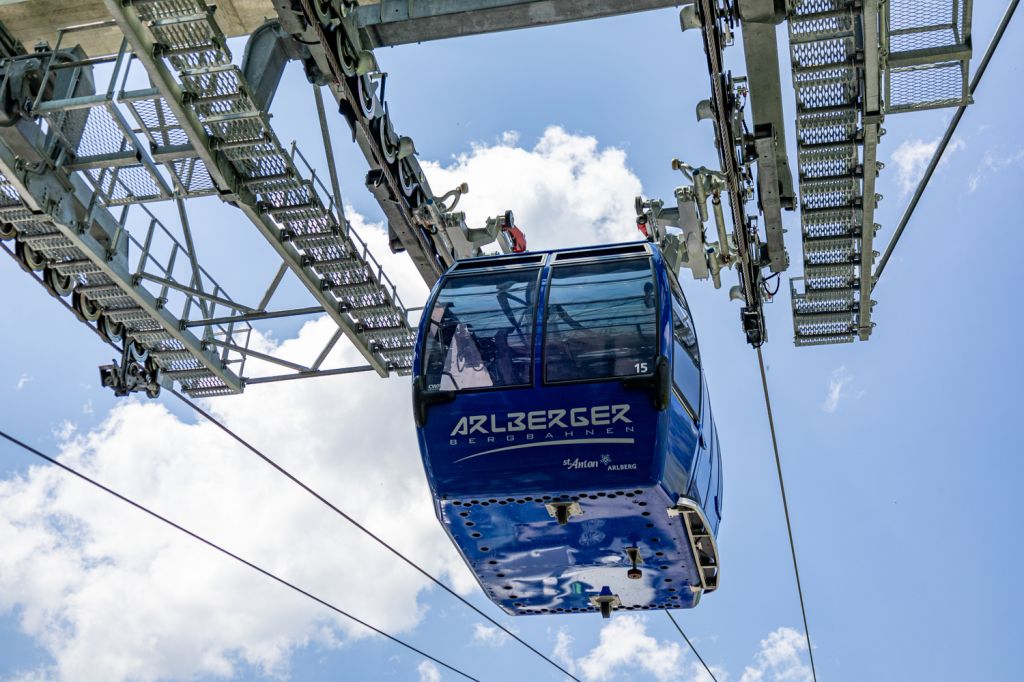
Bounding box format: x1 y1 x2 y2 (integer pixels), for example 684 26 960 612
0 127 244 396
0 23 419 393
787 0 972 346
104 0 417 377
355 0 680 46
695 0 768 345
275 0 504 285
883 0 973 113
787 0 877 346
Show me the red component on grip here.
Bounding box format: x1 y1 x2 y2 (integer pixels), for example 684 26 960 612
503 225 527 253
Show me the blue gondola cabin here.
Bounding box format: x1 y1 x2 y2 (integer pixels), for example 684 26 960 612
412 242 721 617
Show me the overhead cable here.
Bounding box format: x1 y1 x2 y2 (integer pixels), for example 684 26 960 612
0 428 481 682
168 388 581 682
664 610 719 682
874 0 1020 285
755 348 818 682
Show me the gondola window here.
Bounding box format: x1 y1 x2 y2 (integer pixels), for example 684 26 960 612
545 258 658 382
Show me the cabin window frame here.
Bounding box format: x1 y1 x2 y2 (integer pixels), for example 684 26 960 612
419 264 543 393
540 254 661 386
668 275 702 420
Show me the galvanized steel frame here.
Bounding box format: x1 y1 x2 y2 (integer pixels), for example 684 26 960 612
104 0 417 378
0 17 418 393
0 132 246 395
787 0 972 346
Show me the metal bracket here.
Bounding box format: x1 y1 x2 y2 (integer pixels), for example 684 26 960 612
667 496 720 594
545 500 583 525
588 586 621 619
99 340 162 398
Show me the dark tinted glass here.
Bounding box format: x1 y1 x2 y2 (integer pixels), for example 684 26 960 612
545 258 658 382
422 269 538 391
672 299 701 415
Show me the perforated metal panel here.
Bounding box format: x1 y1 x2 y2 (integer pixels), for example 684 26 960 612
788 0 867 346
884 0 972 113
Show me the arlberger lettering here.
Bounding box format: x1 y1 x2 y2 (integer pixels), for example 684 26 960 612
548 409 567 429
527 410 545 430
507 412 526 432
469 415 487 434
611 404 632 424
448 403 633 437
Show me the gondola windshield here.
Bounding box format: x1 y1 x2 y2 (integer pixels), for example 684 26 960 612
544 258 657 382
421 268 538 391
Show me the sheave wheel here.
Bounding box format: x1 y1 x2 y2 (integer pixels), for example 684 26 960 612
15 241 46 270
378 114 399 165
129 340 149 365
356 73 378 119
336 30 359 77
73 290 102 321
99 315 124 345
44 266 74 296
397 159 419 198
0 222 16 240
313 0 336 25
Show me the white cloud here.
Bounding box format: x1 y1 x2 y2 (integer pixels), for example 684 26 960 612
738 627 813 682
553 627 577 675
821 366 851 414
557 620 807 682
558 615 685 682
417 660 442 682
967 146 1024 194
422 126 644 252
0 128 649 682
471 622 509 647
0 366 468 679
0 318 476 681
889 137 965 197
4 670 55 682
15 374 32 391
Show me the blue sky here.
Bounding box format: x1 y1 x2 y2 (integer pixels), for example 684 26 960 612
1 4 1021 681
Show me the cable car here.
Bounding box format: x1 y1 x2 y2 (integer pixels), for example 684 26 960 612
412 242 721 617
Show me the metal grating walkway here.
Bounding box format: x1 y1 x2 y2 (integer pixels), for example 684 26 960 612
0 161 244 397
788 0 971 347
107 0 416 375
788 0 871 346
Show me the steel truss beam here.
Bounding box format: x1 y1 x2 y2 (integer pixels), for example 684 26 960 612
786 0 971 346
739 5 796 275
276 0 525 287
787 0 876 346
0 26 408 394
355 0 680 46
695 0 768 345
104 0 417 377
0 125 244 396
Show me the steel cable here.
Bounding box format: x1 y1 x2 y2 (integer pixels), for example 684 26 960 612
664 610 719 682
0 428 481 682
169 388 580 682
755 348 818 682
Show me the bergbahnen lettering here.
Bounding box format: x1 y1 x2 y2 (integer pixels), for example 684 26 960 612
450 404 632 437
